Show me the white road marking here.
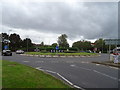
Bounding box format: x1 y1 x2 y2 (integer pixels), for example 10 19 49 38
79 67 91 71
70 64 76 67
70 64 91 71
36 67 41 69
23 61 29 62
96 64 100 66
57 73 85 89
81 61 89 63
93 70 118 81
35 67 85 89
109 66 118 69
36 67 45 71
45 70 56 74
57 73 73 86
73 85 85 90
36 61 44 63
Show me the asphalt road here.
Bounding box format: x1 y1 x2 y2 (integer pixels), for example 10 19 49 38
2 53 120 89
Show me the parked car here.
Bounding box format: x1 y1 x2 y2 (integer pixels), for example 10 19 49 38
2 50 12 56
16 50 24 54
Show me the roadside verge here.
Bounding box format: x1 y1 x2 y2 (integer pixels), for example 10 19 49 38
2 60 71 88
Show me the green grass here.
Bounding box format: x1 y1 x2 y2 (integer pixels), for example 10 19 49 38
2 60 70 88
26 52 97 56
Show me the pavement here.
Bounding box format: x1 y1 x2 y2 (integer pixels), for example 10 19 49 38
2 53 120 89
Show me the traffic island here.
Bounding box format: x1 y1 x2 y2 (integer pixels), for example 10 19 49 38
22 52 99 58
92 61 120 68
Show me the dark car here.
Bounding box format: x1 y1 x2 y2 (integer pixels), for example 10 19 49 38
2 50 12 56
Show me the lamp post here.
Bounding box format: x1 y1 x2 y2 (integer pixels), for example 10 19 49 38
8 30 12 49
100 34 103 53
26 35 29 52
102 38 103 53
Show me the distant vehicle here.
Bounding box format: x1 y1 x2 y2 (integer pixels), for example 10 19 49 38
2 50 12 56
86 50 92 53
112 47 120 55
16 50 24 54
110 47 120 63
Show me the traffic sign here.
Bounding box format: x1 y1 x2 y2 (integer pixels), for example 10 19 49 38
4 45 8 50
104 39 120 45
56 46 59 50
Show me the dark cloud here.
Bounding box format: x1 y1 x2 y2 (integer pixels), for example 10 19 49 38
1 1 118 40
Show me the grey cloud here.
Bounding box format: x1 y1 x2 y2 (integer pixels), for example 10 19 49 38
1 1 118 40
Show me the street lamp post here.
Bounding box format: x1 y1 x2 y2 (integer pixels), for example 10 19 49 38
102 39 103 53
100 34 103 53
26 35 29 52
8 30 12 49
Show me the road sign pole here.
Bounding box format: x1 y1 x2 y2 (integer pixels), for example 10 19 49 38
109 45 111 61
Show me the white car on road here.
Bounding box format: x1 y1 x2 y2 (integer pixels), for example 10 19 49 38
16 50 24 54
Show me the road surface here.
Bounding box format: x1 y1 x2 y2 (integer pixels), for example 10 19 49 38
2 53 120 89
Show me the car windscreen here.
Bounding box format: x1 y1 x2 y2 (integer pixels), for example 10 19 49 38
6 51 11 52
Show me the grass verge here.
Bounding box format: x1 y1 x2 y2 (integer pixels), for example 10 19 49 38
25 52 97 56
2 60 71 88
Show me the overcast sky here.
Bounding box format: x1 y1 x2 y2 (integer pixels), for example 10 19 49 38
0 0 118 46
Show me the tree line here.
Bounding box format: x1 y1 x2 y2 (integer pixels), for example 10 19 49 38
1 33 116 53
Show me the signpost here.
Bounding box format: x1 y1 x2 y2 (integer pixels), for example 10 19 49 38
55 46 59 53
104 39 120 45
104 39 120 62
4 45 8 50
56 46 59 50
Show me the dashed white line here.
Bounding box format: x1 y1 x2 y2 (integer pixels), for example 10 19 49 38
79 67 91 71
93 70 118 81
36 61 44 63
70 64 76 67
81 61 89 64
70 64 91 71
23 61 29 62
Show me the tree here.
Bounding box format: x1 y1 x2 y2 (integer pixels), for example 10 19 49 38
9 33 22 50
22 38 33 48
72 40 92 51
51 43 58 47
57 34 69 48
41 42 44 46
1 33 9 39
94 38 115 53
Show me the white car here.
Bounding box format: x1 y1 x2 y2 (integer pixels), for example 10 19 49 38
16 50 24 54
